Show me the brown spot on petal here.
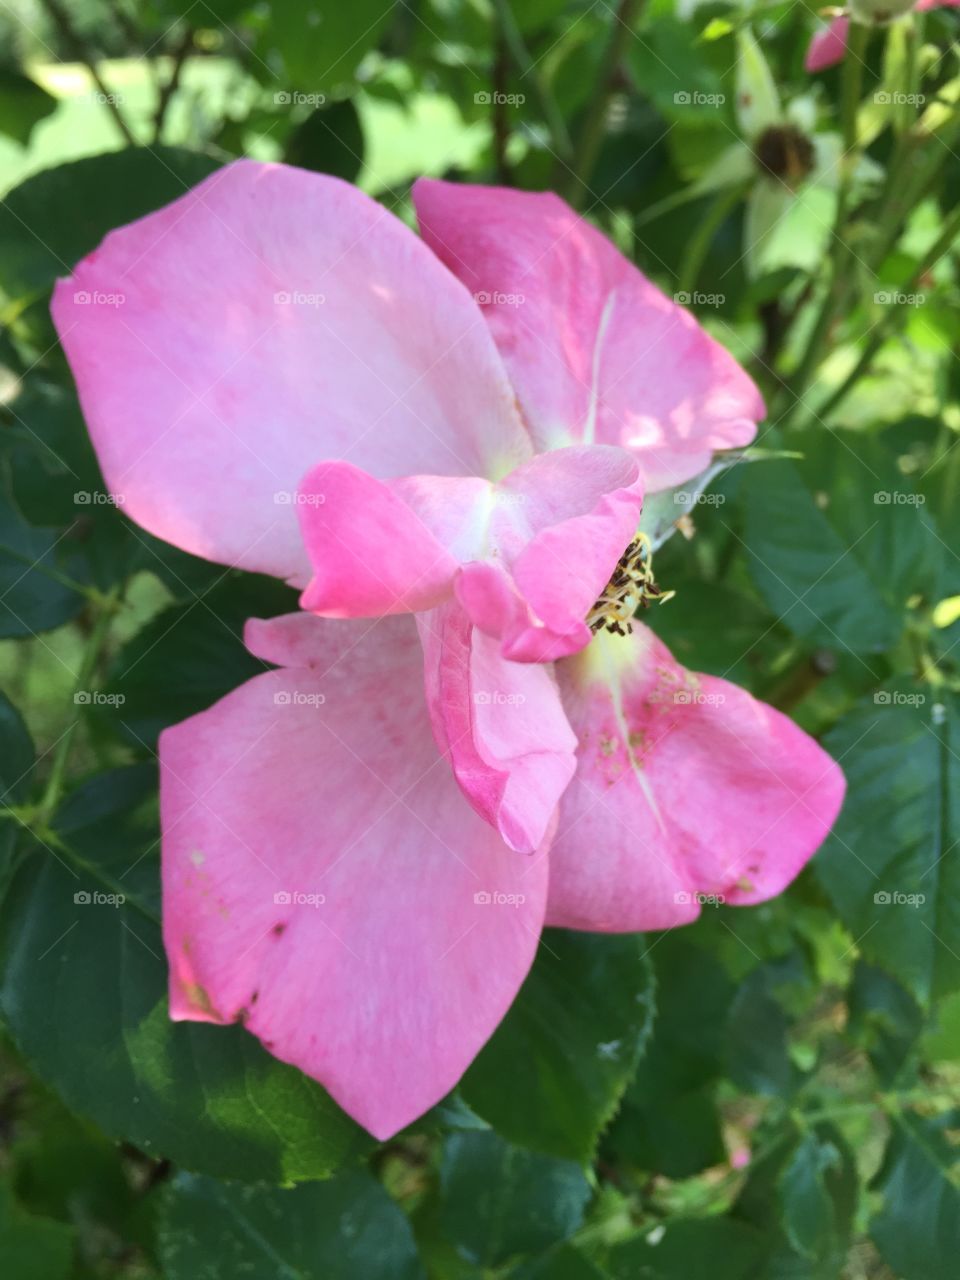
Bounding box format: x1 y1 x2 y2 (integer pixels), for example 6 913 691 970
272 922 286 937
183 982 216 1018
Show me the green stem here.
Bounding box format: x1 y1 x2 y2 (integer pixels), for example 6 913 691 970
37 587 121 825
490 0 572 162
37 0 137 146
870 106 960 269
676 181 749 296
814 195 960 420
564 0 644 207
777 21 870 422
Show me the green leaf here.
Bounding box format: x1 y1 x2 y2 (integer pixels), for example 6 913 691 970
0 1176 73 1280
643 581 776 691
726 959 803 1097
511 1243 609 1280
741 431 941 653
0 690 34 865
438 1132 591 1268
606 1217 768 1280
0 690 33 808
871 1113 960 1280
460 930 655 1162
921 989 960 1061
263 2 397 89
0 67 57 146
604 936 732 1177
159 1170 424 1280
735 1120 857 1276
777 1132 841 1260
0 481 83 638
815 690 960 1005
284 98 364 181
102 572 298 747
0 771 372 1182
0 148 220 339
848 960 923 1084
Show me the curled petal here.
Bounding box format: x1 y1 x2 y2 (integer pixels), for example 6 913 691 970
298 444 643 666
418 602 578 853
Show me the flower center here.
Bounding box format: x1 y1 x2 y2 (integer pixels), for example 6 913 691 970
753 124 815 185
586 532 674 637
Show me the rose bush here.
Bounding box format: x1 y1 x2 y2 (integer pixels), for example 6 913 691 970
0 1 958 1276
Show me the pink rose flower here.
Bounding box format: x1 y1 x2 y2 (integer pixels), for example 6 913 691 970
806 1 959 73
52 162 845 1139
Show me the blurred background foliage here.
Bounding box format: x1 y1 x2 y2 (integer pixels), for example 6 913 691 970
0 0 959 1277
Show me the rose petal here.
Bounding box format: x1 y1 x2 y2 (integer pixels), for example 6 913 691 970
413 178 764 492
546 626 846 931
804 17 851 72
299 445 643 664
52 160 530 583
297 463 479 615
162 612 547 1139
418 601 577 853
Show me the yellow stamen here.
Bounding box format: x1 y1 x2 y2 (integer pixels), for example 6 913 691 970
586 531 674 637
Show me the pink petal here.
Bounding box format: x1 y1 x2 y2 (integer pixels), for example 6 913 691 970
162 612 547 1140
298 445 643 664
916 0 960 9
52 160 530 584
296 463 476 615
805 18 851 72
413 179 764 493
490 445 644 649
546 626 846 931
418 602 578 853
